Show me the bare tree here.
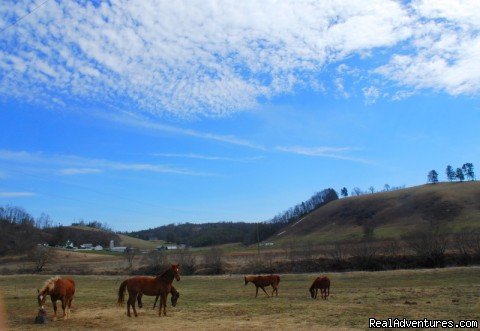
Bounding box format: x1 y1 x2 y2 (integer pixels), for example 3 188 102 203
352 187 363 196
144 249 167 270
125 248 138 270
327 243 347 265
453 230 473 265
177 248 196 275
404 221 449 267
203 247 224 274
368 186 375 194
30 245 53 272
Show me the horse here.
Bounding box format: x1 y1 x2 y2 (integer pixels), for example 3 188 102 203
309 276 330 300
37 276 75 321
244 275 280 298
117 264 180 317
137 285 180 309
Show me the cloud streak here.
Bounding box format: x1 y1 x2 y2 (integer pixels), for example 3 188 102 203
0 191 36 198
0 149 211 176
276 146 371 164
154 153 264 162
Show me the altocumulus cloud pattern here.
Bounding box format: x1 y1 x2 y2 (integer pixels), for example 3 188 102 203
1 0 479 117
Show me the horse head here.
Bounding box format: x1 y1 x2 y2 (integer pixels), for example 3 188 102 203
172 264 181 281
37 289 47 308
171 289 180 307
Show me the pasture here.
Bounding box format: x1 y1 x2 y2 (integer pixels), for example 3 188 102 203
0 267 479 330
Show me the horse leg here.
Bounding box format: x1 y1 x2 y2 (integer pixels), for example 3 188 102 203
315 288 318 299
255 286 259 298
153 295 159 309
126 293 132 317
137 294 143 308
61 298 67 319
162 294 167 316
132 293 138 317
67 297 73 318
158 294 163 316
52 299 58 321
261 286 270 297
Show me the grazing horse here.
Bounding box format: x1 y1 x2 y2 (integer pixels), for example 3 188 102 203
244 275 280 298
37 276 75 321
137 285 180 309
309 276 330 300
117 264 180 317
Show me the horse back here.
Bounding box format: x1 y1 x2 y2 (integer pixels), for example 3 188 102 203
315 276 330 289
251 275 280 286
53 278 75 298
126 276 170 295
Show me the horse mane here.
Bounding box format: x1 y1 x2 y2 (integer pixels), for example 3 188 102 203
155 266 174 280
39 276 61 294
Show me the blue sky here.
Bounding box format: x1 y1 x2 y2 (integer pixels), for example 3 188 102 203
1 1 479 231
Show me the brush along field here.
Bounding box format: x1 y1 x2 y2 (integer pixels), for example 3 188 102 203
1 267 479 331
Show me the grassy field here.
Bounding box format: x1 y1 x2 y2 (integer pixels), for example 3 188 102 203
0 267 479 330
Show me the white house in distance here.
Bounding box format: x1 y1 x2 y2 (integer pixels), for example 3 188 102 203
156 244 186 251
79 243 93 250
109 240 127 253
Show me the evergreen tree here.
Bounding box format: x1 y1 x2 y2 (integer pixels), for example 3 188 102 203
340 187 348 197
427 170 439 184
462 163 475 181
456 168 465 181
446 165 455 182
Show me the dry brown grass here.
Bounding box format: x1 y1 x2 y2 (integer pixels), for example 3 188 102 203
1 267 479 330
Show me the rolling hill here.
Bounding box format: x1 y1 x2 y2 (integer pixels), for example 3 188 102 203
272 182 480 244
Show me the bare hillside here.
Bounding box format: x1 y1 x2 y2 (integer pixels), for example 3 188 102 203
274 182 480 244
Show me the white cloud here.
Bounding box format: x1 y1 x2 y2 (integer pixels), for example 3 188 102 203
0 0 413 117
59 168 102 175
154 153 264 162
0 191 36 198
362 86 380 105
0 149 210 176
276 146 371 163
377 0 480 96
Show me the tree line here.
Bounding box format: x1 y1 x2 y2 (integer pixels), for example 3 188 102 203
0 205 120 257
427 163 475 184
128 188 339 247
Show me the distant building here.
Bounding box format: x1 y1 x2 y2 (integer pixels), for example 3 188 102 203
260 242 274 247
65 240 75 249
156 244 182 251
80 243 93 250
94 245 103 251
109 240 127 253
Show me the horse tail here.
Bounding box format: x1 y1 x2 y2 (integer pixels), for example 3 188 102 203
117 280 128 306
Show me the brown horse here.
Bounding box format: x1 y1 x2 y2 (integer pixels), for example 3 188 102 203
37 276 75 321
117 264 180 317
309 276 330 300
137 285 180 309
244 275 280 297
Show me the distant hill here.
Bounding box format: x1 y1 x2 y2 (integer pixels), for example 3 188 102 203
127 222 282 247
273 182 480 244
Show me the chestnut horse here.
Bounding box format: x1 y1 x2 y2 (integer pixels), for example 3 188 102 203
137 285 179 309
117 264 180 317
309 276 330 300
37 276 75 321
244 275 280 297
